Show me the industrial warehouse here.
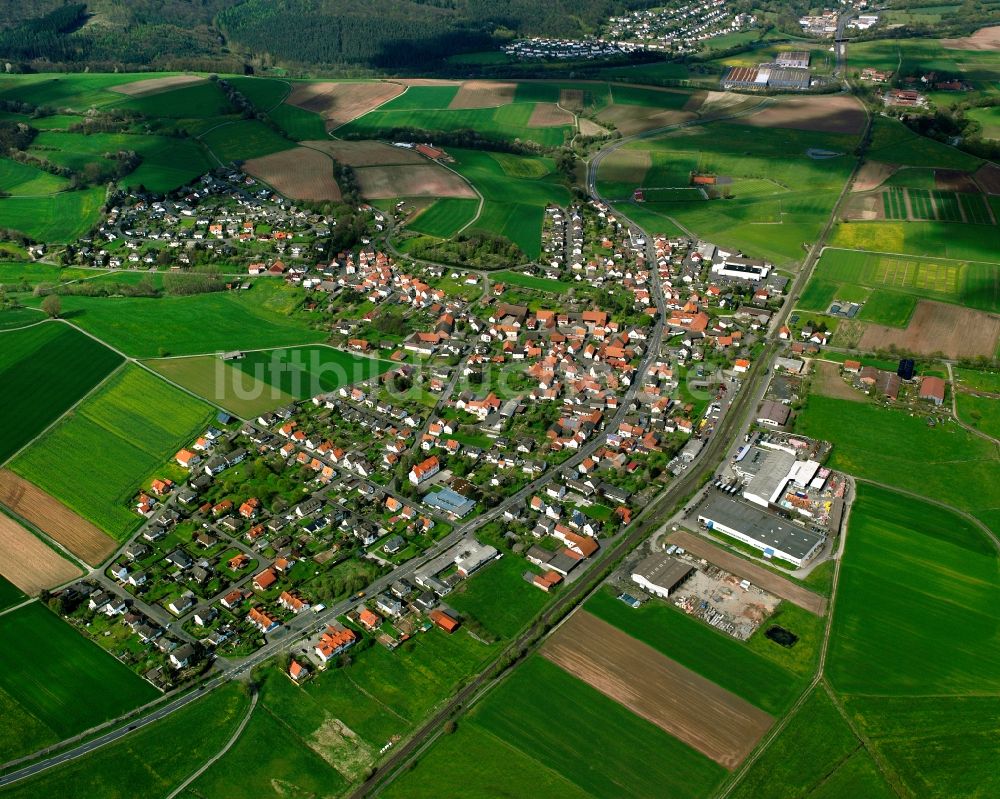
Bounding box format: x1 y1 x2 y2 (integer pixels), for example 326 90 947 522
696 493 825 567
721 63 812 91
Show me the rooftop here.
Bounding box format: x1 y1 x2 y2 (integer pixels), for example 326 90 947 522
698 493 824 560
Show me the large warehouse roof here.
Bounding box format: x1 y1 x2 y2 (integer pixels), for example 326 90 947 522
698 494 824 561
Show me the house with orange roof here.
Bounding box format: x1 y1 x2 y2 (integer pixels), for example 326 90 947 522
253 568 277 591
429 609 460 633
409 455 440 485
248 606 279 633
314 625 357 662
733 358 751 373
288 659 309 682
358 608 381 630
239 498 260 519
279 590 310 613
228 553 250 571
175 449 199 468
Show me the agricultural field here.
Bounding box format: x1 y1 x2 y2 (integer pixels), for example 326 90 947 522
829 220 1000 265
0 158 69 196
0 602 159 764
115 80 233 120
389 655 726 799
0 322 124 463
444 554 549 640
866 117 983 171
0 72 177 110
0 575 26 612
25 280 324 358
144 355 298 419
10 365 214 539
811 248 1000 313
968 105 1000 140
406 197 479 237
200 120 295 164
600 122 859 265
0 684 249 799
855 299 1000 359
585 588 813 715
953 367 1000 438
302 139 426 167
188 702 347 799
727 686 884 799
286 81 404 130
352 164 475 200
243 146 341 202
230 345 394 400
0 188 105 242
795 394 1000 528
447 149 572 258
0 514 81 596
827 483 1000 695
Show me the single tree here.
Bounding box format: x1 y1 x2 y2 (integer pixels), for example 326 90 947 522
41 294 61 318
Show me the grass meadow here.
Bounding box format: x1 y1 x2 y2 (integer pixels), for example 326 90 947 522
231 345 394 399
201 119 296 164
0 683 249 799
448 148 571 258
491 270 574 293
28 280 323 358
795 394 1000 527
600 122 859 265
0 188 104 242
0 603 158 763
11 365 214 538
866 116 982 171
444 553 549 640
827 483 1000 696
0 576 26 611
0 322 123 462
406 197 479 238
0 158 69 196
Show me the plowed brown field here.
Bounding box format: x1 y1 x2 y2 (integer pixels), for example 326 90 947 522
287 82 404 129
740 95 865 135
858 300 1000 359
303 140 425 167
0 515 81 595
353 164 476 199
110 75 206 96
0 470 116 566
448 81 516 109
244 147 342 201
543 611 773 768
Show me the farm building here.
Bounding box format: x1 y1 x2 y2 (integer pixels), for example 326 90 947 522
631 554 694 598
776 51 810 69
919 376 946 406
697 493 825 567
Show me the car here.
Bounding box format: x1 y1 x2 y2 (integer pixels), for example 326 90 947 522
355 591 366 599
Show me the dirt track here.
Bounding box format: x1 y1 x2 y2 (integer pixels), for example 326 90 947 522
0 514 82 595
858 300 1000 359
0 470 116 566
543 611 773 768
244 147 342 202
667 531 828 615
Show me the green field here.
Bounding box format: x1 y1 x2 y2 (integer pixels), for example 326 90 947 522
0 188 105 242
231 345 394 400
445 554 549 640
27 130 215 194
0 322 124 462
0 307 44 330
145 354 298 419
866 116 983 171
491 270 574 293
0 683 249 799
968 105 1000 140
0 576 26 612
954 368 1000 439
795 393 1000 531
600 122 859 265
812 248 1000 312
0 73 179 110
857 290 917 326
27 280 323 358
407 197 479 237
340 100 573 148
380 84 460 110
0 602 159 762
829 221 1000 267
448 149 571 258
189 702 347 799
827 483 1000 695
201 119 296 163
388 655 726 799
116 81 233 119
585 588 814 714
0 157 70 196
728 686 888 799
11 365 214 538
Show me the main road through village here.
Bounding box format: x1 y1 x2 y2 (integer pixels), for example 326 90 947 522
0 68 869 791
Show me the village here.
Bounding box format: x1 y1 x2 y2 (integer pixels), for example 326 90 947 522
37 163 852 691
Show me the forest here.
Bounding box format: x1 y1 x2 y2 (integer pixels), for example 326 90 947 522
0 0 662 71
